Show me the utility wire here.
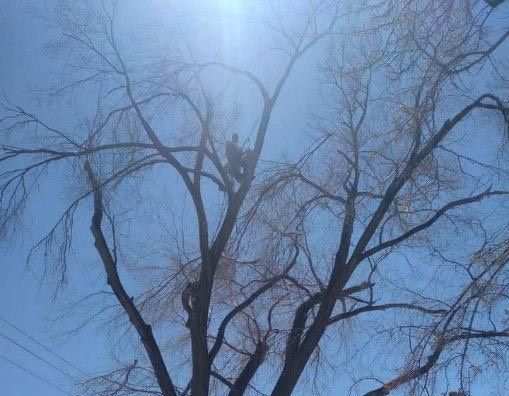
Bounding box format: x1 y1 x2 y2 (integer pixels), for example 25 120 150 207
0 330 77 381
0 354 73 396
0 315 86 375
0 316 134 394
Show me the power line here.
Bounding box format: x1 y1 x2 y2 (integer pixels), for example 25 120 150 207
0 315 86 375
0 354 73 396
0 330 77 381
0 316 123 395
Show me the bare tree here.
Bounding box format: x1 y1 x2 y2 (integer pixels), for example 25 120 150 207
1 1 509 395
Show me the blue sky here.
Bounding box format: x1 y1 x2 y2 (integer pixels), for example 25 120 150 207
1 1 508 396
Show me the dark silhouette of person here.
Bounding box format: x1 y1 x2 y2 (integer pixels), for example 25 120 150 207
225 133 246 183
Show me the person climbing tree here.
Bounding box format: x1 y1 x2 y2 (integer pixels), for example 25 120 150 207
225 133 246 183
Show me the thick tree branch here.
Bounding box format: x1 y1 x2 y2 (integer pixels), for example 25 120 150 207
328 303 447 325
228 339 268 396
84 160 177 396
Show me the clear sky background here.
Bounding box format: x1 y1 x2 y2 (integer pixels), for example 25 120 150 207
0 1 508 396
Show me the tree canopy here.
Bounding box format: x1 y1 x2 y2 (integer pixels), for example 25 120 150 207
1 1 509 395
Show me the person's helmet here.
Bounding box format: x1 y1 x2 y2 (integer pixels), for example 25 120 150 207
232 133 239 142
